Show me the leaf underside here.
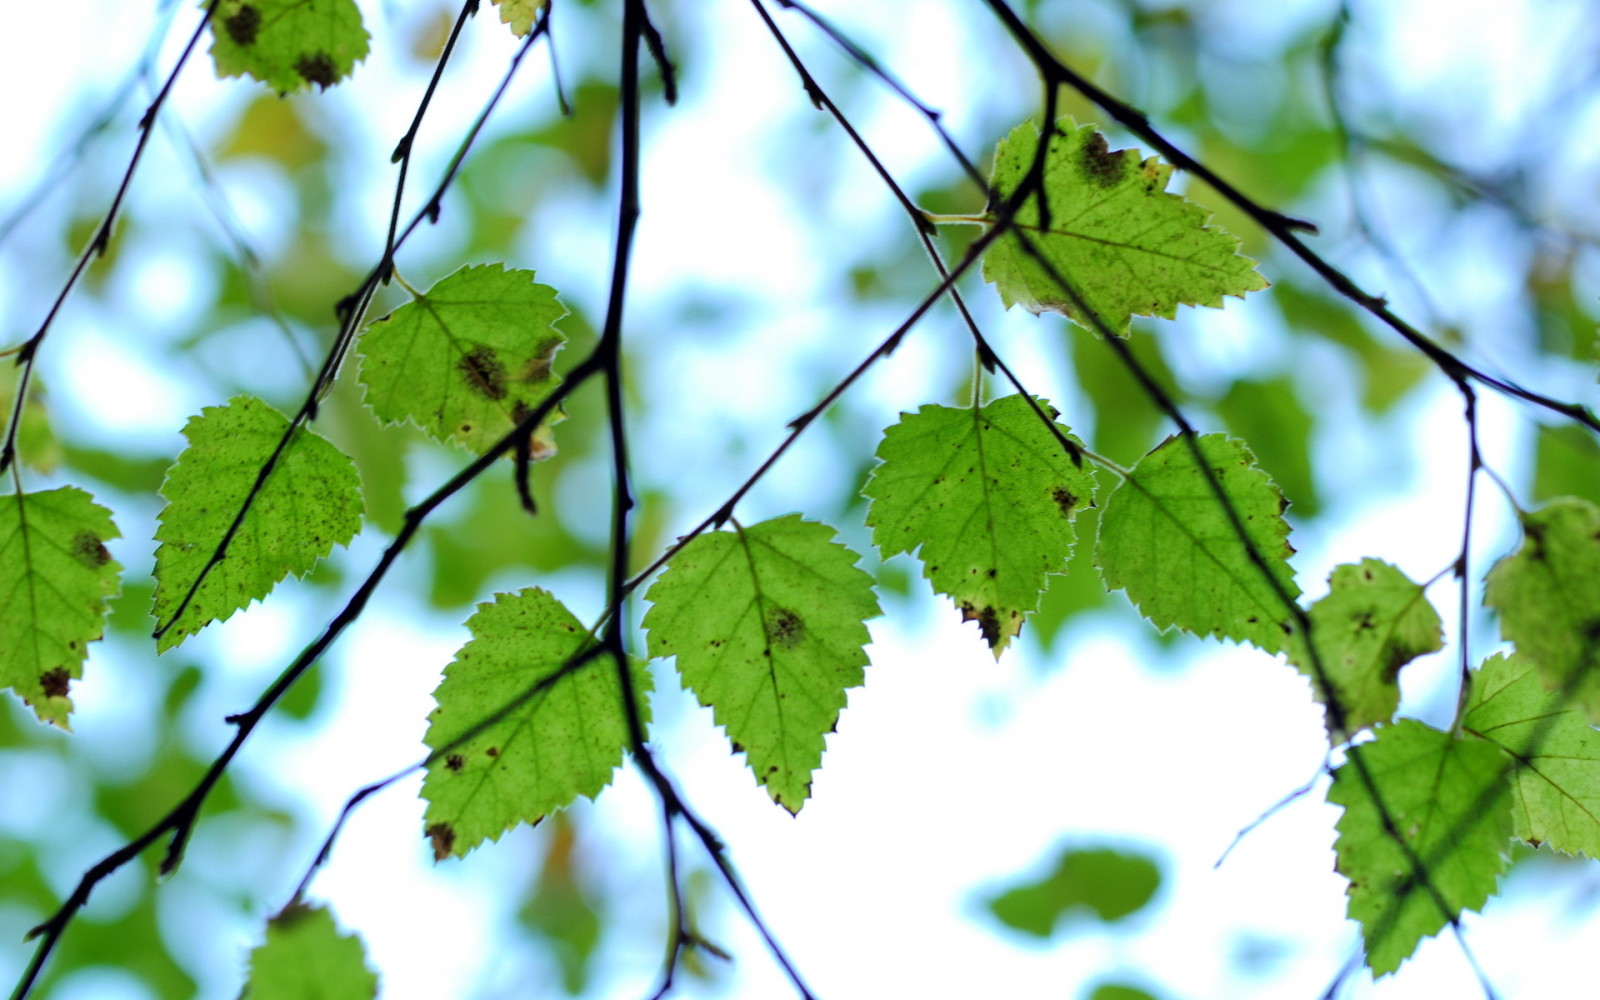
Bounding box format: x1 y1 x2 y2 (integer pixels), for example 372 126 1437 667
981 118 1268 335
208 0 371 94
421 588 645 860
643 515 880 812
152 395 363 653
863 394 1094 654
0 487 122 727
1095 433 1298 653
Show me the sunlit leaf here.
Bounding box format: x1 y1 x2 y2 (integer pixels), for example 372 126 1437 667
491 0 546 36
1464 652 1600 858
245 904 377 1000
982 118 1267 335
1096 433 1298 652
358 263 567 456
1288 559 1442 740
208 0 370 95
643 515 879 812
421 588 645 860
1484 498 1600 721
0 487 121 726
863 394 1095 654
1328 719 1510 976
152 396 363 652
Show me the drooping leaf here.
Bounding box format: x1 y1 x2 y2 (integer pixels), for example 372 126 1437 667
643 515 880 812
1328 719 1511 976
1464 652 1600 858
981 118 1267 335
421 588 645 860
862 395 1095 654
245 904 377 1000
985 846 1161 937
208 0 370 95
358 263 567 456
491 0 546 36
0 487 121 727
1484 498 1600 721
1095 433 1298 652
152 396 363 652
1288 559 1443 740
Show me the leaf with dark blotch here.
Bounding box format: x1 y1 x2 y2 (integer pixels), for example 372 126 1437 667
208 0 370 95
0 487 122 727
643 515 879 812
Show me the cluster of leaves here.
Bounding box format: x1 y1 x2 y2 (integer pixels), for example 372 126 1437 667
5 2 1600 997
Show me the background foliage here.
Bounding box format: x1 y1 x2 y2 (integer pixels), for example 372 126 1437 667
3 1 1599 998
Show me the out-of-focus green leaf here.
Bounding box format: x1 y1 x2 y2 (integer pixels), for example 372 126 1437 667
986 846 1162 937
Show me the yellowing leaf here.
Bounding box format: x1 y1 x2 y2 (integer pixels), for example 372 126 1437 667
982 118 1267 335
1464 652 1600 858
1328 720 1510 977
1095 433 1298 653
863 395 1095 654
643 516 880 812
1288 559 1443 741
0 487 121 727
152 396 363 652
246 904 377 999
1484 498 1600 721
491 0 546 37
208 0 370 95
421 588 645 860
357 264 568 456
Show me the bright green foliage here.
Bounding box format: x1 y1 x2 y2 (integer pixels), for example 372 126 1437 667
421 588 645 860
0 487 121 727
986 846 1161 937
1096 433 1298 653
1484 498 1600 721
358 264 567 456
643 515 880 812
491 0 546 36
1088 986 1161 1000
1328 720 1511 976
1465 653 1600 858
1288 559 1442 740
862 395 1095 654
207 0 370 95
152 396 363 652
981 118 1267 335
245 904 377 999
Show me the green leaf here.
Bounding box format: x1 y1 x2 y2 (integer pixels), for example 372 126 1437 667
208 0 370 95
0 487 121 727
421 588 645 860
245 904 377 1000
1288 559 1442 740
1484 498 1600 721
986 846 1161 937
491 0 546 36
152 396 363 652
358 264 568 455
1328 719 1511 976
862 395 1095 654
1464 652 1600 858
1095 433 1298 652
643 515 880 812
981 118 1267 335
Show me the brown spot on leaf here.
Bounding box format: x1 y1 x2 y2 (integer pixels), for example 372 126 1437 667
445 754 464 772
961 603 1003 647
295 52 338 90
40 668 70 699
1079 132 1128 188
485 746 500 758
1051 486 1078 516
71 531 110 568
223 4 261 46
426 822 456 860
458 344 508 400
765 608 805 649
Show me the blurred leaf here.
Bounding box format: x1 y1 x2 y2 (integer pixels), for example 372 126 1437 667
215 94 327 171
986 846 1162 937
245 903 378 999
1532 422 1600 508
519 814 601 995
0 372 62 473
1213 375 1318 517
491 0 546 37
1088 985 1161 1000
